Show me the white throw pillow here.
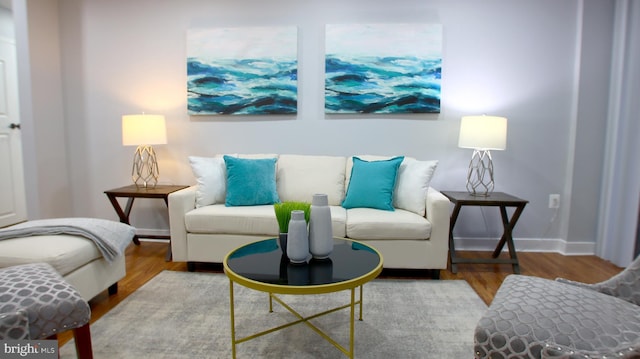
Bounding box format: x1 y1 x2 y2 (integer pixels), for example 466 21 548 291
188 156 226 208
393 158 438 216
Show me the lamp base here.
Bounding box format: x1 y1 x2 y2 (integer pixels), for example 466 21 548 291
466 149 495 196
131 145 159 188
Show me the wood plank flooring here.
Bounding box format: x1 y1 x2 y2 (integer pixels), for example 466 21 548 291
58 241 623 346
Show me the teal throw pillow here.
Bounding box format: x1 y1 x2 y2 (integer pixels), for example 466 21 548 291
223 156 280 206
342 156 404 211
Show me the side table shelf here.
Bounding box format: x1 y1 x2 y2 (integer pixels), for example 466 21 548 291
441 191 528 274
104 184 189 261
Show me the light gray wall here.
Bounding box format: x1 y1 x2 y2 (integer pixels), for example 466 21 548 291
14 0 630 252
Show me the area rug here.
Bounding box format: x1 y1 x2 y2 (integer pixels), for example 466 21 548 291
60 271 487 358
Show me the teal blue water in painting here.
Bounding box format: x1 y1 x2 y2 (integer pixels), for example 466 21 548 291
325 55 441 114
187 58 297 115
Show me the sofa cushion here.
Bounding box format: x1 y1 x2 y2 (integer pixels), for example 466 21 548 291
185 204 348 238
345 155 403 189
342 156 404 211
185 204 279 235
223 156 280 206
189 156 226 208
394 158 438 216
328 205 347 238
277 155 346 205
345 208 432 240
0 235 102 276
187 154 276 208
346 155 437 215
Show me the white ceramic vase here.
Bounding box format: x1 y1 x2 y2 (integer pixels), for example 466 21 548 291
286 210 309 263
309 194 333 259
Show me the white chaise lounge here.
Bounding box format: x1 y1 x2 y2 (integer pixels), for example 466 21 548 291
0 218 134 300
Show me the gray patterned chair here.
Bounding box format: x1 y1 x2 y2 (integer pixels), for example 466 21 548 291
0 263 93 358
474 255 640 358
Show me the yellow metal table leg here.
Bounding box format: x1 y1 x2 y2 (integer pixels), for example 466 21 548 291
349 287 355 358
269 293 273 313
231 286 367 358
359 285 364 321
229 280 236 359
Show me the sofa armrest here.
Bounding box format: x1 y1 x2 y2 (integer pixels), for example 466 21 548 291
555 277 597 291
169 186 197 261
425 187 451 267
556 254 640 306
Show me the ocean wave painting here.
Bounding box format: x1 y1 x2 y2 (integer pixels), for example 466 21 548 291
325 24 442 114
187 27 298 115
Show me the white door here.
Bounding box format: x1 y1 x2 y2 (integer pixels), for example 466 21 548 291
0 38 27 227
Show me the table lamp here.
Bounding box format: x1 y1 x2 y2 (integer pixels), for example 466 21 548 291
458 115 507 196
122 114 167 188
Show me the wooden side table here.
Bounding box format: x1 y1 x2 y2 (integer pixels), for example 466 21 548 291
104 184 189 261
441 191 528 274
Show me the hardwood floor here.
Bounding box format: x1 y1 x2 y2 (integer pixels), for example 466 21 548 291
439 251 622 304
58 240 623 346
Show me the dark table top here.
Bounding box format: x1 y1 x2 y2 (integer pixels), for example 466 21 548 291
104 184 189 197
441 191 528 205
224 238 382 291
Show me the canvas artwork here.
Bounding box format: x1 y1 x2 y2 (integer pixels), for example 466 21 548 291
187 27 298 115
325 24 442 114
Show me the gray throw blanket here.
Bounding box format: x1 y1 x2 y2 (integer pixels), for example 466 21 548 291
0 218 135 263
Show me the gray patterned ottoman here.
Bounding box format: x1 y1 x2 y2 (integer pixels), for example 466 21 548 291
0 262 93 358
474 274 640 358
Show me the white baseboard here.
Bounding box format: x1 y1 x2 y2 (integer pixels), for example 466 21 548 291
138 238 170 243
455 237 596 256
135 228 170 243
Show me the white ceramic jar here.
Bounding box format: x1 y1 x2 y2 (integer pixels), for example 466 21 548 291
309 194 333 259
286 210 309 263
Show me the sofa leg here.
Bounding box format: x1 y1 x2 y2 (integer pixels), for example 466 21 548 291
107 283 118 295
73 323 93 359
187 262 196 272
431 270 441 280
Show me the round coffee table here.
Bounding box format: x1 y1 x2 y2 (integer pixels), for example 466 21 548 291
223 238 383 358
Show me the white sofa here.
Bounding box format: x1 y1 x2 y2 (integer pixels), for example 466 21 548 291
169 154 451 277
0 234 126 301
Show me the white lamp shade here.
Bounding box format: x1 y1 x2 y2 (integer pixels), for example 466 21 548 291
122 114 167 146
458 115 507 150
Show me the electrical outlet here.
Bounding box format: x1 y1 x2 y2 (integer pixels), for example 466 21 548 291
549 194 560 209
